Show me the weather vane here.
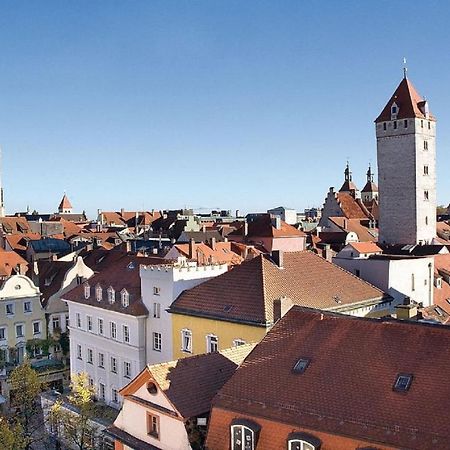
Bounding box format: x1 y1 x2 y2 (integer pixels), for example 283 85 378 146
403 57 408 78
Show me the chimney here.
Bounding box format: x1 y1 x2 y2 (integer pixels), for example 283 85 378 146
235 209 240 218
272 250 284 268
273 296 292 322
242 222 248 238
395 302 418 320
271 216 281 230
322 244 332 262
189 238 195 259
210 237 216 251
120 208 125 217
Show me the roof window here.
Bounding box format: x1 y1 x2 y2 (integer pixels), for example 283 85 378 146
393 373 413 392
292 358 310 374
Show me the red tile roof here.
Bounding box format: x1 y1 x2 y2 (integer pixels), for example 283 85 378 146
375 77 434 123
63 254 165 316
209 307 450 449
336 193 371 219
0 249 28 277
170 252 389 325
329 216 378 242
58 194 72 210
348 242 382 254
172 241 243 266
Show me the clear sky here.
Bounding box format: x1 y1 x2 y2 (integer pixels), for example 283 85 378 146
1 0 449 218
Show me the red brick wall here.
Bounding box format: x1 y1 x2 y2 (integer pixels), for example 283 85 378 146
206 407 397 450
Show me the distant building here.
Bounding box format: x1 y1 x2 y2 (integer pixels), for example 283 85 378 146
267 206 297 225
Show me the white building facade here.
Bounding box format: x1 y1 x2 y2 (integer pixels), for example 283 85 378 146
140 259 228 365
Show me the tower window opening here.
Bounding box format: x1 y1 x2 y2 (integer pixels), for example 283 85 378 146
428 121 431 130
393 121 397 129
425 216 428 225
424 190 429 201
383 123 387 131
424 165 429 175
421 120 424 128
424 141 428 150
404 119 408 128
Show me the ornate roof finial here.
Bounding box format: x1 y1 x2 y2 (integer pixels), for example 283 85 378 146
344 160 352 182
403 57 408 79
366 163 373 182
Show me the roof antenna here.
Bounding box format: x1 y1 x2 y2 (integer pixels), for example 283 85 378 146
403 57 408 79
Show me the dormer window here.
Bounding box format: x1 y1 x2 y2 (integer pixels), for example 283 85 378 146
107 287 115 304
121 289 129 307
390 103 398 120
287 432 322 450
95 285 102 302
231 419 260 450
84 283 90 299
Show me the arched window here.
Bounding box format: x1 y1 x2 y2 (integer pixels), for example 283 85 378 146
121 289 129 307
287 433 321 450
230 419 260 450
84 283 90 299
107 286 115 304
95 284 102 302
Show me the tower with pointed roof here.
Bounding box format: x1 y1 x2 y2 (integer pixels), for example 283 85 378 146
58 193 73 214
375 74 436 245
361 164 378 204
339 162 359 196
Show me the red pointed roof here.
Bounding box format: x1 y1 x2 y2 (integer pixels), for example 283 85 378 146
375 77 434 123
58 194 72 211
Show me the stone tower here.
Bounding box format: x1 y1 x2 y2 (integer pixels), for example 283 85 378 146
375 75 436 245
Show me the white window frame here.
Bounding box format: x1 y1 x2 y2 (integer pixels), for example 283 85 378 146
32 321 41 335
98 318 104 335
84 284 90 299
16 324 24 338
233 338 246 347
288 440 316 450
124 361 131 378
153 332 162 352
98 352 105 368
110 321 117 339
99 383 105 401
231 425 254 450
123 325 130 343
153 286 160 296
87 315 93 332
52 316 60 331
121 289 129 307
0 327 6 341
6 303 14 315
107 287 115 304
76 312 81 328
153 302 161 318
77 344 82 360
181 329 192 353
87 348 93 364
96 285 102 301
112 388 118 403
206 334 218 353
110 356 117 373
23 301 32 313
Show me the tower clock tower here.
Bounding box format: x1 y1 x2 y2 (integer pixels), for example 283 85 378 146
375 75 436 245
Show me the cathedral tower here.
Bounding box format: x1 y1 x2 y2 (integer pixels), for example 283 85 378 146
375 75 436 245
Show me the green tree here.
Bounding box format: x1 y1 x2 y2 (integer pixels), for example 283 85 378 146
9 363 43 449
50 372 100 450
0 417 26 450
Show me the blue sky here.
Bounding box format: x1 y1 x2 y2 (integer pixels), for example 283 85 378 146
1 0 449 218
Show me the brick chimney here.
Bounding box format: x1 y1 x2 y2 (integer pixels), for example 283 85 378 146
189 238 195 259
272 250 284 268
210 237 216 251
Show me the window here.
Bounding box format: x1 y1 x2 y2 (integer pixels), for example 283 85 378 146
52 317 60 331
112 388 118 403
394 373 413 392
124 361 131 378
65 315 70 328
355 269 360 277
16 324 24 338
393 120 397 129
292 358 311 374
425 216 429 226
0 327 6 340
424 190 429 200
77 344 82 360
96 285 102 301
76 313 81 328
121 289 129 307
421 119 424 128
428 121 431 130
207 335 218 353
98 318 104 335
110 322 117 339
99 383 105 401
153 332 162 352
231 420 261 450
84 284 90 299
153 303 161 318
87 315 93 332
77 276 83 285
383 122 387 131
424 165 429 175
87 348 93 364
147 382 158 395
123 325 130 343
153 286 160 296
411 273 415 291
110 357 117 373
6 304 14 315
98 352 105 368
424 140 428 150
287 432 321 450
33 321 41 335
403 119 408 128
107 287 115 304
24 301 31 313
233 339 246 347
182 329 192 353
147 413 160 439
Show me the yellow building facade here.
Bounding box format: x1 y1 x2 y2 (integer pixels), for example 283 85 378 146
171 313 268 359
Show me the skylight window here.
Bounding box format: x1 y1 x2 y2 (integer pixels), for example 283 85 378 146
393 373 413 392
292 358 311 374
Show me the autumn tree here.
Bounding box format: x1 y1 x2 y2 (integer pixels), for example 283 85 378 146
0 417 26 450
50 372 100 450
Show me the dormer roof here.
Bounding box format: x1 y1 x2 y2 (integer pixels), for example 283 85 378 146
375 77 435 123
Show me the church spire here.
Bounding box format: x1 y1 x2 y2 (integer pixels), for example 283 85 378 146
366 164 374 183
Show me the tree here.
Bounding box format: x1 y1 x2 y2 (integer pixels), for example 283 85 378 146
0 417 26 450
9 362 43 449
50 372 100 450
